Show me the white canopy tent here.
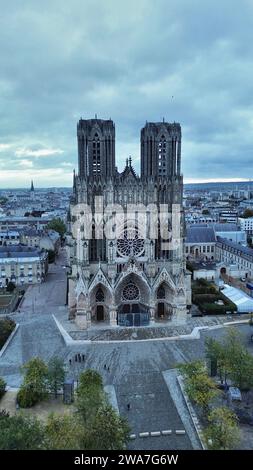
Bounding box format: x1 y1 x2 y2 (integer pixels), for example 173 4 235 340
222 284 253 313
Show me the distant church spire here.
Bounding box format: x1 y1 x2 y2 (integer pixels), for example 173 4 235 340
31 180 34 192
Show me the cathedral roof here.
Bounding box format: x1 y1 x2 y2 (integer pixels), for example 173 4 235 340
120 157 139 181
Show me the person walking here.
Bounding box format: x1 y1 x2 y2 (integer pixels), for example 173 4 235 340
127 403 130 411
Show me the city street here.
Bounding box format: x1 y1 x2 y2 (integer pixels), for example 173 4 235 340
19 248 68 313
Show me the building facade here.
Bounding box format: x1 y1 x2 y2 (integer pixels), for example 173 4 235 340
239 217 253 236
185 226 216 261
0 246 48 288
68 118 191 329
216 237 253 279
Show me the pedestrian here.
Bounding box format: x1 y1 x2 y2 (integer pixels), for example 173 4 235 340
107 366 110 372
82 354 85 362
75 354 78 362
127 403 130 411
69 359 72 366
78 354 81 363
104 364 107 369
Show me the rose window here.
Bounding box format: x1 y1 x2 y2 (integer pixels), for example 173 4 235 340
122 282 140 301
117 228 145 258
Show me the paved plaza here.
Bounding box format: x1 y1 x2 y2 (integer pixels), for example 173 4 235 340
1 253 253 449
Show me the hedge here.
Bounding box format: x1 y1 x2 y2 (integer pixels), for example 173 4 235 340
193 293 237 315
0 377 6 399
0 317 16 350
200 303 236 315
193 294 219 304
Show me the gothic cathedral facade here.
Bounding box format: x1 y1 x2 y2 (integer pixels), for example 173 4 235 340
67 118 191 329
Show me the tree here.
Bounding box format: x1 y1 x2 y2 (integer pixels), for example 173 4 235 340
0 197 8 205
17 357 48 407
247 235 253 248
6 281 16 293
76 370 104 423
47 218 66 238
229 348 253 390
206 329 253 390
222 329 253 388
179 361 219 412
0 317 16 349
0 413 46 450
0 377 6 399
78 369 103 390
204 407 240 450
47 357 66 398
242 209 253 219
45 413 83 450
83 404 130 450
205 337 231 384
47 249 56 263
75 370 130 450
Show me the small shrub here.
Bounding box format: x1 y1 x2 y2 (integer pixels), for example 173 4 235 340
17 385 41 408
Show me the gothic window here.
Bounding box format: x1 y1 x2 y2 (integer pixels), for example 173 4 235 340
122 282 140 301
117 227 145 258
92 133 101 175
96 287 105 302
158 135 167 175
157 285 165 299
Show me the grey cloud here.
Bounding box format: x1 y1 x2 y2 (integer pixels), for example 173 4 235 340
0 0 253 186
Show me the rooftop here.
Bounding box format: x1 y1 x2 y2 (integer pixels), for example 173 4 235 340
0 245 44 259
186 226 216 244
217 237 253 260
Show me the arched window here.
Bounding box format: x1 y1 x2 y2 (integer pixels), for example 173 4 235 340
157 285 165 299
92 133 101 175
96 287 105 302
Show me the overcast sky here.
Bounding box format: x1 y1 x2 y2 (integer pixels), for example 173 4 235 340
0 0 253 188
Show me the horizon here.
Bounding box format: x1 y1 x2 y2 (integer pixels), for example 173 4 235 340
1 178 253 191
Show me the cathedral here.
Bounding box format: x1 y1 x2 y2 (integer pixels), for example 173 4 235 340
67 117 191 330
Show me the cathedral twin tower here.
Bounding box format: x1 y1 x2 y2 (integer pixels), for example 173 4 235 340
69 117 191 330
76 117 182 180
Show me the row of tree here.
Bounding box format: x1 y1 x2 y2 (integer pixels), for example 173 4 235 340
0 369 130 450
179 328 252 449
179 360 240 450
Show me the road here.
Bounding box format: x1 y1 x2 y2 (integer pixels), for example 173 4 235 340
19 248 68 313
